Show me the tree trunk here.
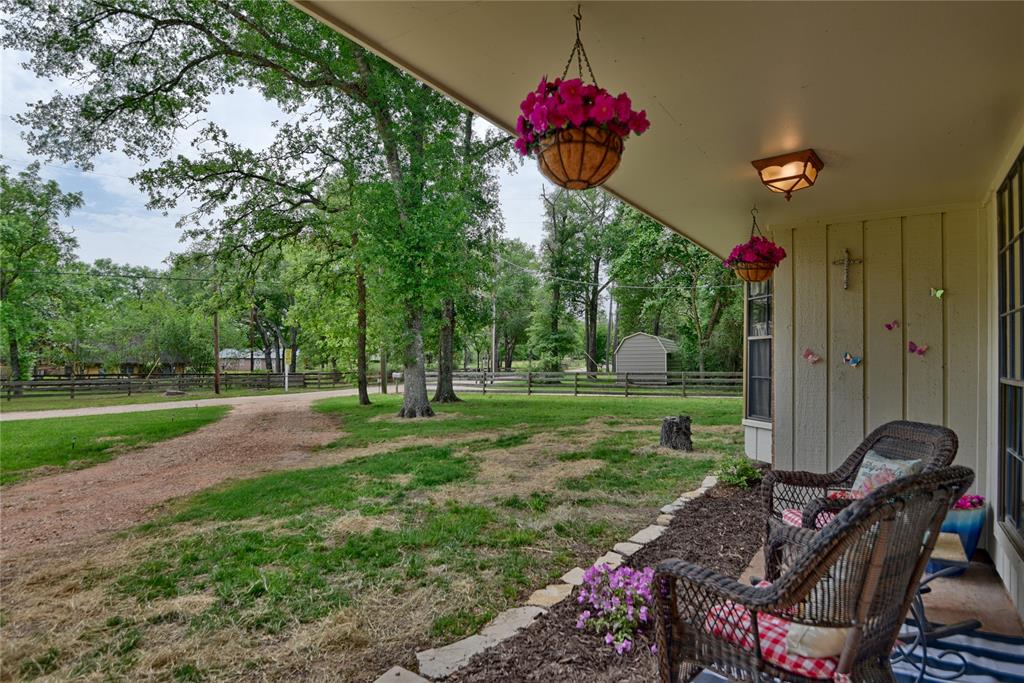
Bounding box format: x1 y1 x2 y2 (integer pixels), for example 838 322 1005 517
397 308 434 418
8 335 22 395
379 347 388 394
354 231 371 405
433 298 460 403
288 326 299 374
652 306 662 337
255 318 273 372
605 291 614 371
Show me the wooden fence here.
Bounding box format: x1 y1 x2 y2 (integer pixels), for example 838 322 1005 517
1 371 379 401
422 371 742 398
2 370 741 401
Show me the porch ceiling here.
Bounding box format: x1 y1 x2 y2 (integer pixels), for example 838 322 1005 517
293 1 1024 258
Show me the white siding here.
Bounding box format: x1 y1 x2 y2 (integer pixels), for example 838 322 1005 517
615 333 669 374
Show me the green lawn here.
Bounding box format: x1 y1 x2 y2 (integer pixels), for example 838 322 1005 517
0 406 230 485
0 385 350 412
7 394 742 681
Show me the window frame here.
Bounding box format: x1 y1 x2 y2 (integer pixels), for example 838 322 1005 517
997 145 1024 545
746 280 773 422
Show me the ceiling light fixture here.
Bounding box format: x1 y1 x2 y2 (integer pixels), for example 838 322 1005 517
751 149 824 201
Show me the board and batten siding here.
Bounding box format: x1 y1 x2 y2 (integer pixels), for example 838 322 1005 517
615 333 670 374
770 208 989 489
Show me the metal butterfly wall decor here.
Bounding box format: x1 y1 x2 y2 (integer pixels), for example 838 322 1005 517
843 352 863 368
802 348 822 364
931 287 945 299
884 320 900 331
908 341 929 356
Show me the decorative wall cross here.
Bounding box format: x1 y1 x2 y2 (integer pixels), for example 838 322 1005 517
832 248 864 290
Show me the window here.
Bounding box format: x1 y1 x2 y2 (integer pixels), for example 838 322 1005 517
747 280 772 421
998 146 1024 543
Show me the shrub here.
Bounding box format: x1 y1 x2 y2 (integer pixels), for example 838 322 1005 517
714 455 762 488
575 564 655 654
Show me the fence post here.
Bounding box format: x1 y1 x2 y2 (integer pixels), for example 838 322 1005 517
127 378 132 397
681 373 687 398
574 372 578 396
624 372 629 398
481 370 486 395
70 377 75 400
527 372 532 396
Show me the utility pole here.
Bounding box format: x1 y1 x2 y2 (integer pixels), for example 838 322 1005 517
213 309 221 395
605 288 614 371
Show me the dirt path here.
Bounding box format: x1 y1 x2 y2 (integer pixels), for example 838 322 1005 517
1 399 344 558
0 385 382 422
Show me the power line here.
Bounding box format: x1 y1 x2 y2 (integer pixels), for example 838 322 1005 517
493 252 742 292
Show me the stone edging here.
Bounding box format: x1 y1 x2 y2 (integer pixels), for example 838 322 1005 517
375 474 719 682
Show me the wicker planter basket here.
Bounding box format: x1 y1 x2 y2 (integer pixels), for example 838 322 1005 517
537 126 623 190
733 261 776 282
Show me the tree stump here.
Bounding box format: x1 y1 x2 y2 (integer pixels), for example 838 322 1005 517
660 415 693 451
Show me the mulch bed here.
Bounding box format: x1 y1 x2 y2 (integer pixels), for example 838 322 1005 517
445 483 765 682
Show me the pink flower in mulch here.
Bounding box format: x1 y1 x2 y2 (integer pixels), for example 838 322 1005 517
577 564 655 654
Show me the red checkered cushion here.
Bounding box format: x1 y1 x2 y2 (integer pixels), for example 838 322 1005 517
704 584 839 681
781 508 837 529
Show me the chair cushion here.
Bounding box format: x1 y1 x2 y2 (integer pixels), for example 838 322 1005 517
782 508 836 529
786 622 850 658
705 592 839 680
851 449 922 497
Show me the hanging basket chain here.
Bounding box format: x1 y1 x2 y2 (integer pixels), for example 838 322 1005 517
749 206 765 239
560 5 599 87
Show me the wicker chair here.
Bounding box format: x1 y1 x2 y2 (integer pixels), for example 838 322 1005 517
655 466 974 683
760 421 958 574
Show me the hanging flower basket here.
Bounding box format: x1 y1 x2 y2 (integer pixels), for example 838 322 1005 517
724 209 787 282
537 125 624 190
514 10 649 190
731 260 777 283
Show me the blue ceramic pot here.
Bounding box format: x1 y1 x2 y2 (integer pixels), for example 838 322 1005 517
927 506 985 576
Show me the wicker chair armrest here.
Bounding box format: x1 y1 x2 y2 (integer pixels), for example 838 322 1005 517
761 469 847 517
801 497 856 528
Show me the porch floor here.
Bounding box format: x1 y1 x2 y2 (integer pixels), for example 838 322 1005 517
740 550 1024 638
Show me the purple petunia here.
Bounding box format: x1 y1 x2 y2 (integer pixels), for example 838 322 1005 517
576 564 656 654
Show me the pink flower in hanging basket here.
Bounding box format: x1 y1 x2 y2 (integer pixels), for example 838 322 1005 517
724 235 787 269
514 76 650 156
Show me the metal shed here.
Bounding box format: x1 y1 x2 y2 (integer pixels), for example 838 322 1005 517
614 332 683 382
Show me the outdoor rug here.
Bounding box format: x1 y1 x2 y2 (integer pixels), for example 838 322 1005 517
691 623 1024 683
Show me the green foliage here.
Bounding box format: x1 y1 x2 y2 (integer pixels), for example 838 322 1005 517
0 406 229 485
714 454 764 488
0 163 81 378
608 206 742 372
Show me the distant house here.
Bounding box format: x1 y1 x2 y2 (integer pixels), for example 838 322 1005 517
614 333 683 382
219 348 269 372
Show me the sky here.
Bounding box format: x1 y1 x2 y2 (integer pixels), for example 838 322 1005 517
1 48 554 268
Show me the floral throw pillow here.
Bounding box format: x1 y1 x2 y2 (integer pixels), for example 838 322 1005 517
851 450 922 498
